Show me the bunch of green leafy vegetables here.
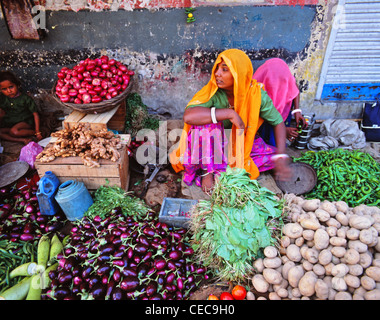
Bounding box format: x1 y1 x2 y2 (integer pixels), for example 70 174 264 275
84 184 153 221
190 166 284 282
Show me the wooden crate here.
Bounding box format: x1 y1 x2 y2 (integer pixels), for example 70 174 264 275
35 143 130 191
63 101 126 132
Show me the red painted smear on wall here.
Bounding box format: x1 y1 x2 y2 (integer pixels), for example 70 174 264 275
267 0 318 6
32 0 318 10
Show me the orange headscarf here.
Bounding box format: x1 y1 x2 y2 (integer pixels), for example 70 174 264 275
170 49 264 179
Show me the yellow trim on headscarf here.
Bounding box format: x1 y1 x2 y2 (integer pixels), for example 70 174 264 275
169 49 264 179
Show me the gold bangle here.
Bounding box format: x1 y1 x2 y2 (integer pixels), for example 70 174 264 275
35 132 41 136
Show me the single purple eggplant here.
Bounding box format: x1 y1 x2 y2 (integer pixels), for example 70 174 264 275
112 268 121 282
96 264 111 277
135 243 149 254
143 227 155 237
112 287 123 300
169 250 182 261
154 257 166 270
146 281 157 297
20 233 34 241
121 268 137 278
90 283 106 300
120 276 139 292
82 265 94 279
58 272 73 284
88 275 100 289
138 235 150 247
166 272 175 284
105 279 115 300
99 243 114 255
54 287 71 300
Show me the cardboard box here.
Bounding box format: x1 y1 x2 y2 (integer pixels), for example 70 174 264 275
35 144 130 191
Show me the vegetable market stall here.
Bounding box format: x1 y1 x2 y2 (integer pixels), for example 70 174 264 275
0 146 380 300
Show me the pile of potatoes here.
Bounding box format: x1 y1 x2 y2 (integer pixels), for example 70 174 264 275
249 195 380 300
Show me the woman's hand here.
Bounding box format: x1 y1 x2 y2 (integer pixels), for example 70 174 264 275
294 113 307 129
228 109 245 130
286 127 299 141
273 157 293 181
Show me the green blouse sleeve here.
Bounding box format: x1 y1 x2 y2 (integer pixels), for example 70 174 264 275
259 89 283 126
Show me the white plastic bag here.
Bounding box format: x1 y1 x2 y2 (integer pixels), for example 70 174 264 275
309 119 366 151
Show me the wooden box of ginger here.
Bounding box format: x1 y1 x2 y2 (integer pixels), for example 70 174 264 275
35 135 131 191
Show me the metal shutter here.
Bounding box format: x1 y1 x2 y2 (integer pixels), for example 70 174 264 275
316 0 380 100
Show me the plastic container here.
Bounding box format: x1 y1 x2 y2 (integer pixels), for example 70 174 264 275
158 197 198 228
55 180 93 221
36 171 60 216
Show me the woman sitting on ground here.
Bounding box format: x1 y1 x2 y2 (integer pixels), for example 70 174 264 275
170 49 292 192
253 58 307 146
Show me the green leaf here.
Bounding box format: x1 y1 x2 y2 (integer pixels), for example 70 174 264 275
227 226 241 246
217 245 230 261
205 219 216 230
254 227 272 248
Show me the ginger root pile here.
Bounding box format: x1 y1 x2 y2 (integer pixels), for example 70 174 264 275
36 123 122 168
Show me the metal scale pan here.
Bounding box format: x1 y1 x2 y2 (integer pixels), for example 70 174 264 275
275 162 317 195
0 161 29 188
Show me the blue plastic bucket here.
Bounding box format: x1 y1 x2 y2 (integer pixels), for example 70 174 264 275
36 171 60 216
55 180 93 221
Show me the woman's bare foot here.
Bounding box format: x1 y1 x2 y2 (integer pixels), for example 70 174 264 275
201 171 214 193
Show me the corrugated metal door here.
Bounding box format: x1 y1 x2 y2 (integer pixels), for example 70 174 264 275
316 0 380 101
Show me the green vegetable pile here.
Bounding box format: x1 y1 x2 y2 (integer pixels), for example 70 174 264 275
85 185 154 221
190 167 284 282
125 93 159 135
0 240 38 293
294 148 380 207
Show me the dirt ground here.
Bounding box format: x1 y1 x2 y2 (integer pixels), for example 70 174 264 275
2 137 380 205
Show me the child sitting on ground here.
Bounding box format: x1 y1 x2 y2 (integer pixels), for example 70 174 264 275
0 71 42 145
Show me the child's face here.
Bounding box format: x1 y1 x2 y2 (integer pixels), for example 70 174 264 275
214 60 234 91
0 80 18 98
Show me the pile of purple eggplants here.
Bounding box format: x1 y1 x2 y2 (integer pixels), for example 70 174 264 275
45 208 210 300
0 185 66 242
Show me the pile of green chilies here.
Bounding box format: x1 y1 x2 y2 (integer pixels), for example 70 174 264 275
294 148 380 207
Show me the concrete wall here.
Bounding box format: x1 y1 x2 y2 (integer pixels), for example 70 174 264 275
0 0 352 121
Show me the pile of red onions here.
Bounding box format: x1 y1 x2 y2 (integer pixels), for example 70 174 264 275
45 209 209 300
0 186 66 242
55 55 134 104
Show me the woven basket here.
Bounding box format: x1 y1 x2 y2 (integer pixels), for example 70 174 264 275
51 79 133 114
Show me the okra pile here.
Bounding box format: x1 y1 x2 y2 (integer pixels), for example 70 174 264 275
294 148 380 207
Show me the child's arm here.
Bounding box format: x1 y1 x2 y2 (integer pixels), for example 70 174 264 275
32 112 43 140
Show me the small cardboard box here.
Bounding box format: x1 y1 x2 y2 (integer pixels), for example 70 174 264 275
35 143 130 191
158 197 198 228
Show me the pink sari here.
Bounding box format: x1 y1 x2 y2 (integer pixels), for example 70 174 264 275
183 122 276 187
253 58 299 121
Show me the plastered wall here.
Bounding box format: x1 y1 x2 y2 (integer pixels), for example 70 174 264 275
0 0 347 120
